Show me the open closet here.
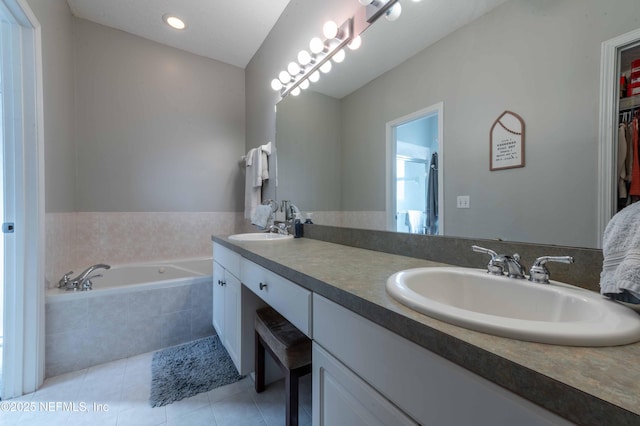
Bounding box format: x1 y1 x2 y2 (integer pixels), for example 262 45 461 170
617 43 640 212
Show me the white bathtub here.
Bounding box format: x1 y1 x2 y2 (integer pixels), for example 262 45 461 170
46 258 213 301
45 258 215 377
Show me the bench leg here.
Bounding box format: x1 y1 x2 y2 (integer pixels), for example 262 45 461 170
255 332 265 393
285 368 299 426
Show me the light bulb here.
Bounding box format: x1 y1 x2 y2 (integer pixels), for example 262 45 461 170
323 21 338 39
288 61 301 76
291 87 301 96
309 70 320 83
271 79 282 91
359 0 373 5
309 37 325 54
386 2 402 21
320 61 332 74
300 79 310 90
279 70 291 84
332 49 346 63
348 35 362 50
163 14 186 30
298 50 312 66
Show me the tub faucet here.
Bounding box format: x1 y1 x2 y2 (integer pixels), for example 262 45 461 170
58 264 110 291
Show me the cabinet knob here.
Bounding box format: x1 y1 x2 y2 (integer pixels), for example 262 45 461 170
259 282 268 290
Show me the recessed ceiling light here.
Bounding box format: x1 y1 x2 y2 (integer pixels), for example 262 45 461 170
163 14 186 30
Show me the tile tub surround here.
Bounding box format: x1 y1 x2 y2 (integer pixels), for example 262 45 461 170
212 235 640 426
45 279 213 378
45 211 253 287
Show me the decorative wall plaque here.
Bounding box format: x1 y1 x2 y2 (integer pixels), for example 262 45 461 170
490 111 525 171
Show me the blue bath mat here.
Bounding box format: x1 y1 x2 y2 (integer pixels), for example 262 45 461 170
149 335 243 407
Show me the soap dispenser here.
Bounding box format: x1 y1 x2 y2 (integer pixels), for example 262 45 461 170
294 213 303 238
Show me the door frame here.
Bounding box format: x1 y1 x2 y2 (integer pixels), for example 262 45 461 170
0 0 45 397
386 102 444 234
598 28 640 248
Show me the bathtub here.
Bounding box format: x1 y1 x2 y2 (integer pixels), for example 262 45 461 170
46 258 213 301
45 258 214 377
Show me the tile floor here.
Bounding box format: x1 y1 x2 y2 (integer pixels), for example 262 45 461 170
0 350 312 426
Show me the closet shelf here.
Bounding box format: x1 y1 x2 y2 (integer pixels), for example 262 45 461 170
620 94 640 112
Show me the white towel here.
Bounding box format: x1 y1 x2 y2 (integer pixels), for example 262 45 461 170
405 210 423 234
243 143 272 220
600 202 640 299
251 204 272 229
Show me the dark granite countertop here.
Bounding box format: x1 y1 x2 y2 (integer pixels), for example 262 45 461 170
212 235 640 426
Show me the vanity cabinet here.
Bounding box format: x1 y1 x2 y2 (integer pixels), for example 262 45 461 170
240 258 312 337
312 294 571 426
313 342 418 426
212 243 242 371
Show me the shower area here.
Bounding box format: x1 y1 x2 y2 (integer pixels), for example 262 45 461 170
394 112 440 235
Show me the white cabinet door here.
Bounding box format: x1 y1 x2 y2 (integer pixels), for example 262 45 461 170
313 343 418 426
212 261 225 338
223 273 241 370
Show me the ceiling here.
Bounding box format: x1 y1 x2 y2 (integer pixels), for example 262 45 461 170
65 0 509 96
66 0 291 69
311 0 509 98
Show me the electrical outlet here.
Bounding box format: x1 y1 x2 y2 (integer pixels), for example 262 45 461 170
456 195 470 209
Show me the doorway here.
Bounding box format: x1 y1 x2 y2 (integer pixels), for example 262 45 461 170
386 103 444 235
0 0 45 398
599 28 640 247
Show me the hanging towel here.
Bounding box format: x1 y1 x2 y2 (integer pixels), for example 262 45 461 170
425 152 438 235
405 210 423 234
600 201 640 304
251 204 273 229
244 148 261 219
243 142 273 219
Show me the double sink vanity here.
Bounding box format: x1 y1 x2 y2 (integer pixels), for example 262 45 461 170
212 229 640 425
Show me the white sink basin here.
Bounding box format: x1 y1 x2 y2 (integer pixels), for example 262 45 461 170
228 233 294 242
386 267 640 346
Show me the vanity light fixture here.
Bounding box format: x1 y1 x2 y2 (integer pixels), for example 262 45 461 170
364 0 401 23
162 14 186 30
270 0 403 99
347 35 362 50
272 17 354 98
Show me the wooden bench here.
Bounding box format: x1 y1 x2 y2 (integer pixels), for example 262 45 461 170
255 306 312 426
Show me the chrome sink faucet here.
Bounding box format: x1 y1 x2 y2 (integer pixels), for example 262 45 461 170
280 200 299 222
528 256 574 284
472 246 575 283
472 245 526 279
58 264 110 291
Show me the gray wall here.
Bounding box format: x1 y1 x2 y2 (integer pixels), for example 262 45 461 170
248 0 640 248
276 92 342 210
245 0 362 203
341 0 640 248
74 19 245 212
27 0 246 213
27 0 76 212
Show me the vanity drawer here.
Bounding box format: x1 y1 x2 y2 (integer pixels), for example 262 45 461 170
240 258 312 337
213 242 241 278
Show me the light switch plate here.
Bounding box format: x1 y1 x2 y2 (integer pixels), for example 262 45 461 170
457 195 470 209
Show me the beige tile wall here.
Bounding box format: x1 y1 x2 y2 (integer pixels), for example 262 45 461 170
45 212 252 288
45 210 386 288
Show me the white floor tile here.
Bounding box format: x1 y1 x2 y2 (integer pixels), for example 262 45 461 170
22 346 311 426
211 391 266 426
165 391 209 423
166 405 216 426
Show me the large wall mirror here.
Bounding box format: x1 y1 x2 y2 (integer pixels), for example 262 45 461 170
275 0 640 249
